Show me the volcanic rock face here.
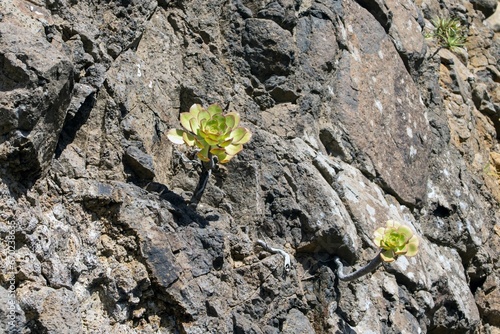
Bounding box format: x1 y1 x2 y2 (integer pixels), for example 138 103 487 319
0 0 499 333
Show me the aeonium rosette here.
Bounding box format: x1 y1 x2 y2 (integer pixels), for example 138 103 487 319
167 104 252 163
373 220 419 262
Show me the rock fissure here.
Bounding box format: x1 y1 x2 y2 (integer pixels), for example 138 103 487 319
1 0 500 332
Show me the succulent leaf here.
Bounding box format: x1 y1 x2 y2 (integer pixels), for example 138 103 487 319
210 147 228 162
167 129 186 144
373 227 385 244
231 127 252 144
197 145 210 162
225 143 243 156
220 138 234 147
380 250 396 262
219 156 233 163
198 110 211 123
189 117 200 134
189 104 203 118
207 104 223 116
204 135 220 146
167 103 252 163
226 112 240 128
225 114 236 130
394 244 409 255
180 112 194 132
194 137 205 149
373 220 419 262
406 236 419 256
182 132 196 146
397 225 413 241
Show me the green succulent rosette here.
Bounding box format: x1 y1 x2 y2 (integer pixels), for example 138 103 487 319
373 220 419 262
430 17 466 49
167 104 252 163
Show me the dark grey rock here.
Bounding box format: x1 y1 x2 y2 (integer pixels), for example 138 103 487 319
0 21 74 180
242 18 295 82
282 308 315 333
471 0 498 18
123 145 155 180
1 0 499 332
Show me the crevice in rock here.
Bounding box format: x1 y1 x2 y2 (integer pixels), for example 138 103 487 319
179 85 205 115
432 204 452 218
256 1 297 32
123 30 145 55
469 275 486 295
83 201 189 328
386 265 420 292
354 0 392 34
358 167 418 211
24 318 47 334
397 48 426 80
0 134 42 186
55 92 96 159
319 128 353 163
144 181 213 227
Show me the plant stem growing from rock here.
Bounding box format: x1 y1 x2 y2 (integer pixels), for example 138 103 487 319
190 153 215 208
334 252 383 281
256 239 292 272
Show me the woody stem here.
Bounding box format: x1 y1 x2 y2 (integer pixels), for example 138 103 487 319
334 252 383 281
189 153 215 208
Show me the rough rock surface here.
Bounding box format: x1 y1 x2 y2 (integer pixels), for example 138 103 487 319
0 0 499 333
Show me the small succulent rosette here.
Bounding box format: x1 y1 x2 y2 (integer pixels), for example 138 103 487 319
373 220 419 262
167 104 252 163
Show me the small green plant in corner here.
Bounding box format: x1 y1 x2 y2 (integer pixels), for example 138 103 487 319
167 103 252 207
334 220 419 281
425 17 467 50
483 163 500 180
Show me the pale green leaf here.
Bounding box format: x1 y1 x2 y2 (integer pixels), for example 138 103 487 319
233 128 252 145
397 225 414 242
225 112 239 129
197 145 210 162
189 117 200 134
210 147 228 163
380 250 396 262
406 240 419 257
394 244 408 255
183 132 196 146
228 112 240 128
198 111 211 123
230 127 250 143
219 138 233 148
194 137 207 149
225 143 243 156
167 129 186 144
204 134 219 146
386 220 401 229
180 112 194 132
207 104 223 116
219 154 234 163
189 104 203 118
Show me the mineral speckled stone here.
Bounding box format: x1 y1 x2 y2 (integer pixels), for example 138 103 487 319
0 0 499 332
